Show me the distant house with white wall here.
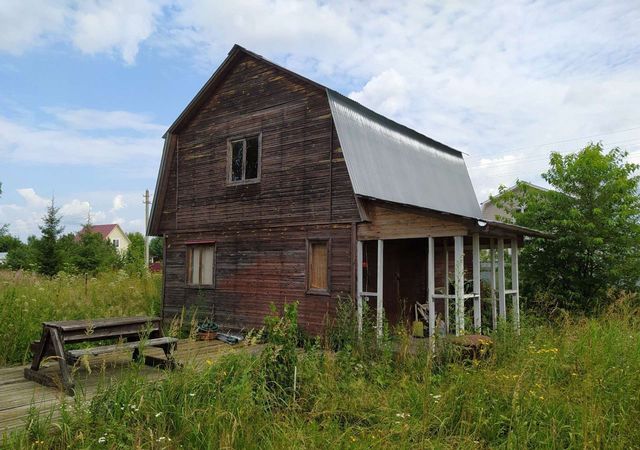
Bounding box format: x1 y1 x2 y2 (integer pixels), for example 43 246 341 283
81 224 131 254
481 182 548 221
0 252 7 266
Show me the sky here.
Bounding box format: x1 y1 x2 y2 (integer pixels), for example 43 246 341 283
1 0 640 240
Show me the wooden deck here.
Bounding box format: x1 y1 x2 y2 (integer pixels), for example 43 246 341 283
0 339 262 436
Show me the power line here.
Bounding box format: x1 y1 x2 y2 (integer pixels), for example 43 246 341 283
465 125 640 163
468 142 640 170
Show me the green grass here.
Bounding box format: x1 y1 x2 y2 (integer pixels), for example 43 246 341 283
4 293 640 449
0 270 161 366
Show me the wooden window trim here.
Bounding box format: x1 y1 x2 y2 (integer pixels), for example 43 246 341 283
186 244 216 289
306 238 331 296
226 133 262 186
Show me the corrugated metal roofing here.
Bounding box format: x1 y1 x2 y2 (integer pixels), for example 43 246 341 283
328 89 482 219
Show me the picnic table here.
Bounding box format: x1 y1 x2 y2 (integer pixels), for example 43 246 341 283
24 316 178 395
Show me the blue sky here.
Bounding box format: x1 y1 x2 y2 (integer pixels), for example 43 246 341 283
1 0 640 240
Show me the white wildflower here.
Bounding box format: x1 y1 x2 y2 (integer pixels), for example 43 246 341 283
155 412 163 417
98 436 106 444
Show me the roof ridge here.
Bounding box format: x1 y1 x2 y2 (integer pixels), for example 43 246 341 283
326 88 463 157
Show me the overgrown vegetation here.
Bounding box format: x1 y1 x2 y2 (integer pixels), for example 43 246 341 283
4 294 640 448
0 270 161 365
493 143 640 314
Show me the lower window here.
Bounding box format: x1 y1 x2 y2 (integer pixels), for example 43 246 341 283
187 244 215 286
307 240 329 293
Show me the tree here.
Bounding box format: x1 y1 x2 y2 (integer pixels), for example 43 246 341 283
36 198 64 276
496 143 640 313
76 230 119 275
57 233 81 273
150 236 164 261
0 234 22 253
6 236 38 271
123 232 146 274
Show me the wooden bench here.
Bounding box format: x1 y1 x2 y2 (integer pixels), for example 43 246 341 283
24 316 178 395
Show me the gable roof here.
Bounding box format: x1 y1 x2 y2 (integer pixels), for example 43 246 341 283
328 90 481 219
480 181 549 208
87 224 118 239
79 224 128 242
148 44 483 234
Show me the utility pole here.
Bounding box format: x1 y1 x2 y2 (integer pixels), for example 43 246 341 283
143 189 150 267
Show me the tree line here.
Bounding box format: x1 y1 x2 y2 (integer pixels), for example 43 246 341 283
0 194 163 276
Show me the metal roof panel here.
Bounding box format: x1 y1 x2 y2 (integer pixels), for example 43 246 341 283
328 89 482 219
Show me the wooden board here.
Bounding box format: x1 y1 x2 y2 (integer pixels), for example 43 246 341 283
0 339 263 436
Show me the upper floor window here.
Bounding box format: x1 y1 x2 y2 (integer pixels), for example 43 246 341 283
112 239 120 248
228 134 261 184
187 244 216 287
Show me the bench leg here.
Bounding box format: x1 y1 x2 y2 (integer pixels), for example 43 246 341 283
141 342 179 369
50 328 74 394
25 328 75 395
30 329 52 371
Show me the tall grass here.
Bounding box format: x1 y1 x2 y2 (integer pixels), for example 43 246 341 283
0 270 161 365
5 293 640 449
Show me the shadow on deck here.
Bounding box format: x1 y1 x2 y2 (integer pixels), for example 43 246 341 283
0 339 262 436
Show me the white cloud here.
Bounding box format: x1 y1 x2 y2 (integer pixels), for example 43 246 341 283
349 70 409 117
170 0 357 71
0 0 163 64
0 109 163 167
47 108 165 133
16 188 49 209
111 194 126 211
60 199 91 219
0 1 68 54
71 0 164 65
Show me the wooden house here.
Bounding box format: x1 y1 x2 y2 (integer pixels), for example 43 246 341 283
148 45 546 337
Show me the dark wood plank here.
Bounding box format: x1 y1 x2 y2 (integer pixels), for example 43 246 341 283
44 316 160 332
67 337 178 358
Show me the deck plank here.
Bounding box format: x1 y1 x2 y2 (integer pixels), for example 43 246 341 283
0 339 260 437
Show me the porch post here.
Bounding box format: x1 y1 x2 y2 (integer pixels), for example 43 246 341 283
427 237 435 339
356 240 363 335
472 233 481 332
489 239 497 330
511 239 520 332
497 238 506 320
444 240 450 334
376 239 384 337
454 235 465 335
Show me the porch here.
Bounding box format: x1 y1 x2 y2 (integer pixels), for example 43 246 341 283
357 235 520 338
354 199 544 338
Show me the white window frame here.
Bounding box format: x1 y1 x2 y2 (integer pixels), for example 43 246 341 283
226 133 262 185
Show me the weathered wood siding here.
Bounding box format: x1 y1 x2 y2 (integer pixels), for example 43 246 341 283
357 201 469 240
174 54 358 230
158 54 359 333
164 224 353 334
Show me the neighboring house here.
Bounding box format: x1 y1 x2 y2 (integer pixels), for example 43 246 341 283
149 45 546 336
0 252 7 266
80 224 130 255
481 182 548 221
